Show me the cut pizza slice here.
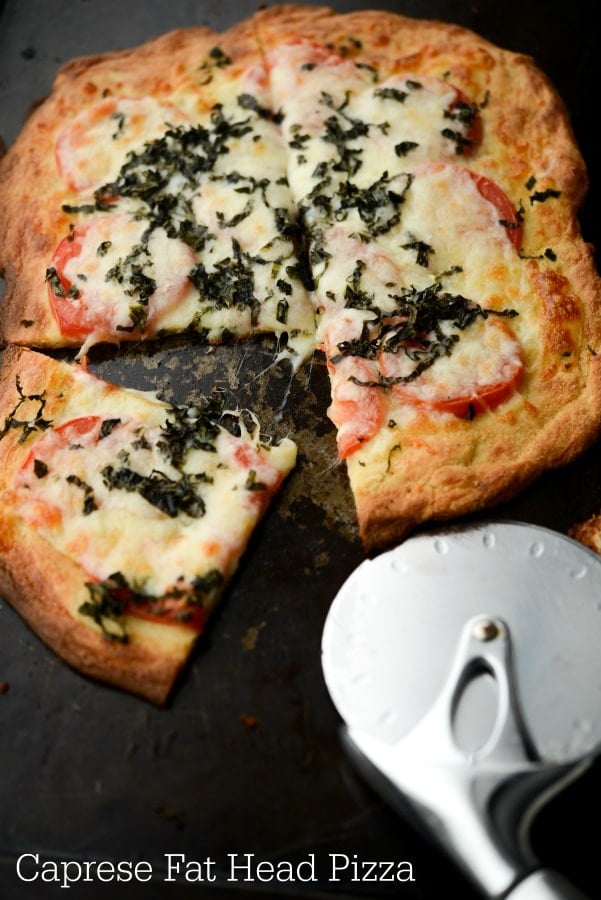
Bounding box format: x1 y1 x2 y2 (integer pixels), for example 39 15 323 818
0 346 296 704
0 20 316 364
255 6 601 550
311 156 601 550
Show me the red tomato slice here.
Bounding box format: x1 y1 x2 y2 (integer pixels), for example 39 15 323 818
326 356 388 459
380 318 524 419
468 170 523 250
416 370 523 418
102 582 209 633
47 215 194 342
21 416 102 472
47 230 107 340
56 96 189 192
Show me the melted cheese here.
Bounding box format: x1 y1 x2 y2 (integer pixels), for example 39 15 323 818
55 60 316 365
268 42 478 203
55 214 195 350
11 369 296 603
56 97 190 193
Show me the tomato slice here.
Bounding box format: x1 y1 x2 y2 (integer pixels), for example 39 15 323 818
21 416 102 472
56 96 189 193
94 579 209 633
47 230 107 340
326 356 388 459
129 596 208 632
468 170 523 250
380 317 524 418
420 371 523 418
47 214 194 343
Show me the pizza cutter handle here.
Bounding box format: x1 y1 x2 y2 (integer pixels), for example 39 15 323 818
343 616 594 899
506 869 590 899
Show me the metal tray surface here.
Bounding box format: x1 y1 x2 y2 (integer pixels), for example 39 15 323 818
0 1 600 897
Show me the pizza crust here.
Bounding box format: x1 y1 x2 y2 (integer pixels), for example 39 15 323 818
570 514 601 555
0 346 296 704
0 510 194 706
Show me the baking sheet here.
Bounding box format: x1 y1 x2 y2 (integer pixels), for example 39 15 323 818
0 1 600 897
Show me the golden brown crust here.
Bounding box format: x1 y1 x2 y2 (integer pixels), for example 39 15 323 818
0 512 189 706
0 346 196 705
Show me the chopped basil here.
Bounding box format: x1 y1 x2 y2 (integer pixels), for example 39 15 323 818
375 86 409 103
66 474 97 515
276 298 289 324
401 237 435 267
157 400 223 467
529 188 561 205
440 127 472 155
99 418 121 440
45 267 66 298
80 577 129 642
395 141 419 157
237 93 280 122
199 46 232 84
79 568 225 641
110 111 126 139
332 282 518 389
244 469 267 491
188 238 260 322
102 465 206 518
0 377 52 444
33 459 48 478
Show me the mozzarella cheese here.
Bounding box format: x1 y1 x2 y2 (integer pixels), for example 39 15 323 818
54 57 316 365
8 365 296 634
56 97 190 193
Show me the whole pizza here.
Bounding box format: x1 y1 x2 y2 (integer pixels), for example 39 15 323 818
1 4 600 703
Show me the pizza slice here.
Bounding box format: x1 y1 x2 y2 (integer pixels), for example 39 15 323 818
0 346 296 704
0 19 315 364
257 5 601 550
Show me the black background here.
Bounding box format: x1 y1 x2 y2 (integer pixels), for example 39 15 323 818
1 1 601 897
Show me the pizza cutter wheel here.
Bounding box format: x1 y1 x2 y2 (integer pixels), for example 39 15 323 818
322 522 601 899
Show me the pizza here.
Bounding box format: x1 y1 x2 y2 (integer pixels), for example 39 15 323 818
1 4 600 701
0 345 295 704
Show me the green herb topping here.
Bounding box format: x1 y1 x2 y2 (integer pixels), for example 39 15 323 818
0 377 52 444
332 283 518 388
79 568 225 640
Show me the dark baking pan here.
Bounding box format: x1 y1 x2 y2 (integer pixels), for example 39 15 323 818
0 1 600 898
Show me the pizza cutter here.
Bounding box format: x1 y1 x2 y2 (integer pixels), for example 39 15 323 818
321 521 601 899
